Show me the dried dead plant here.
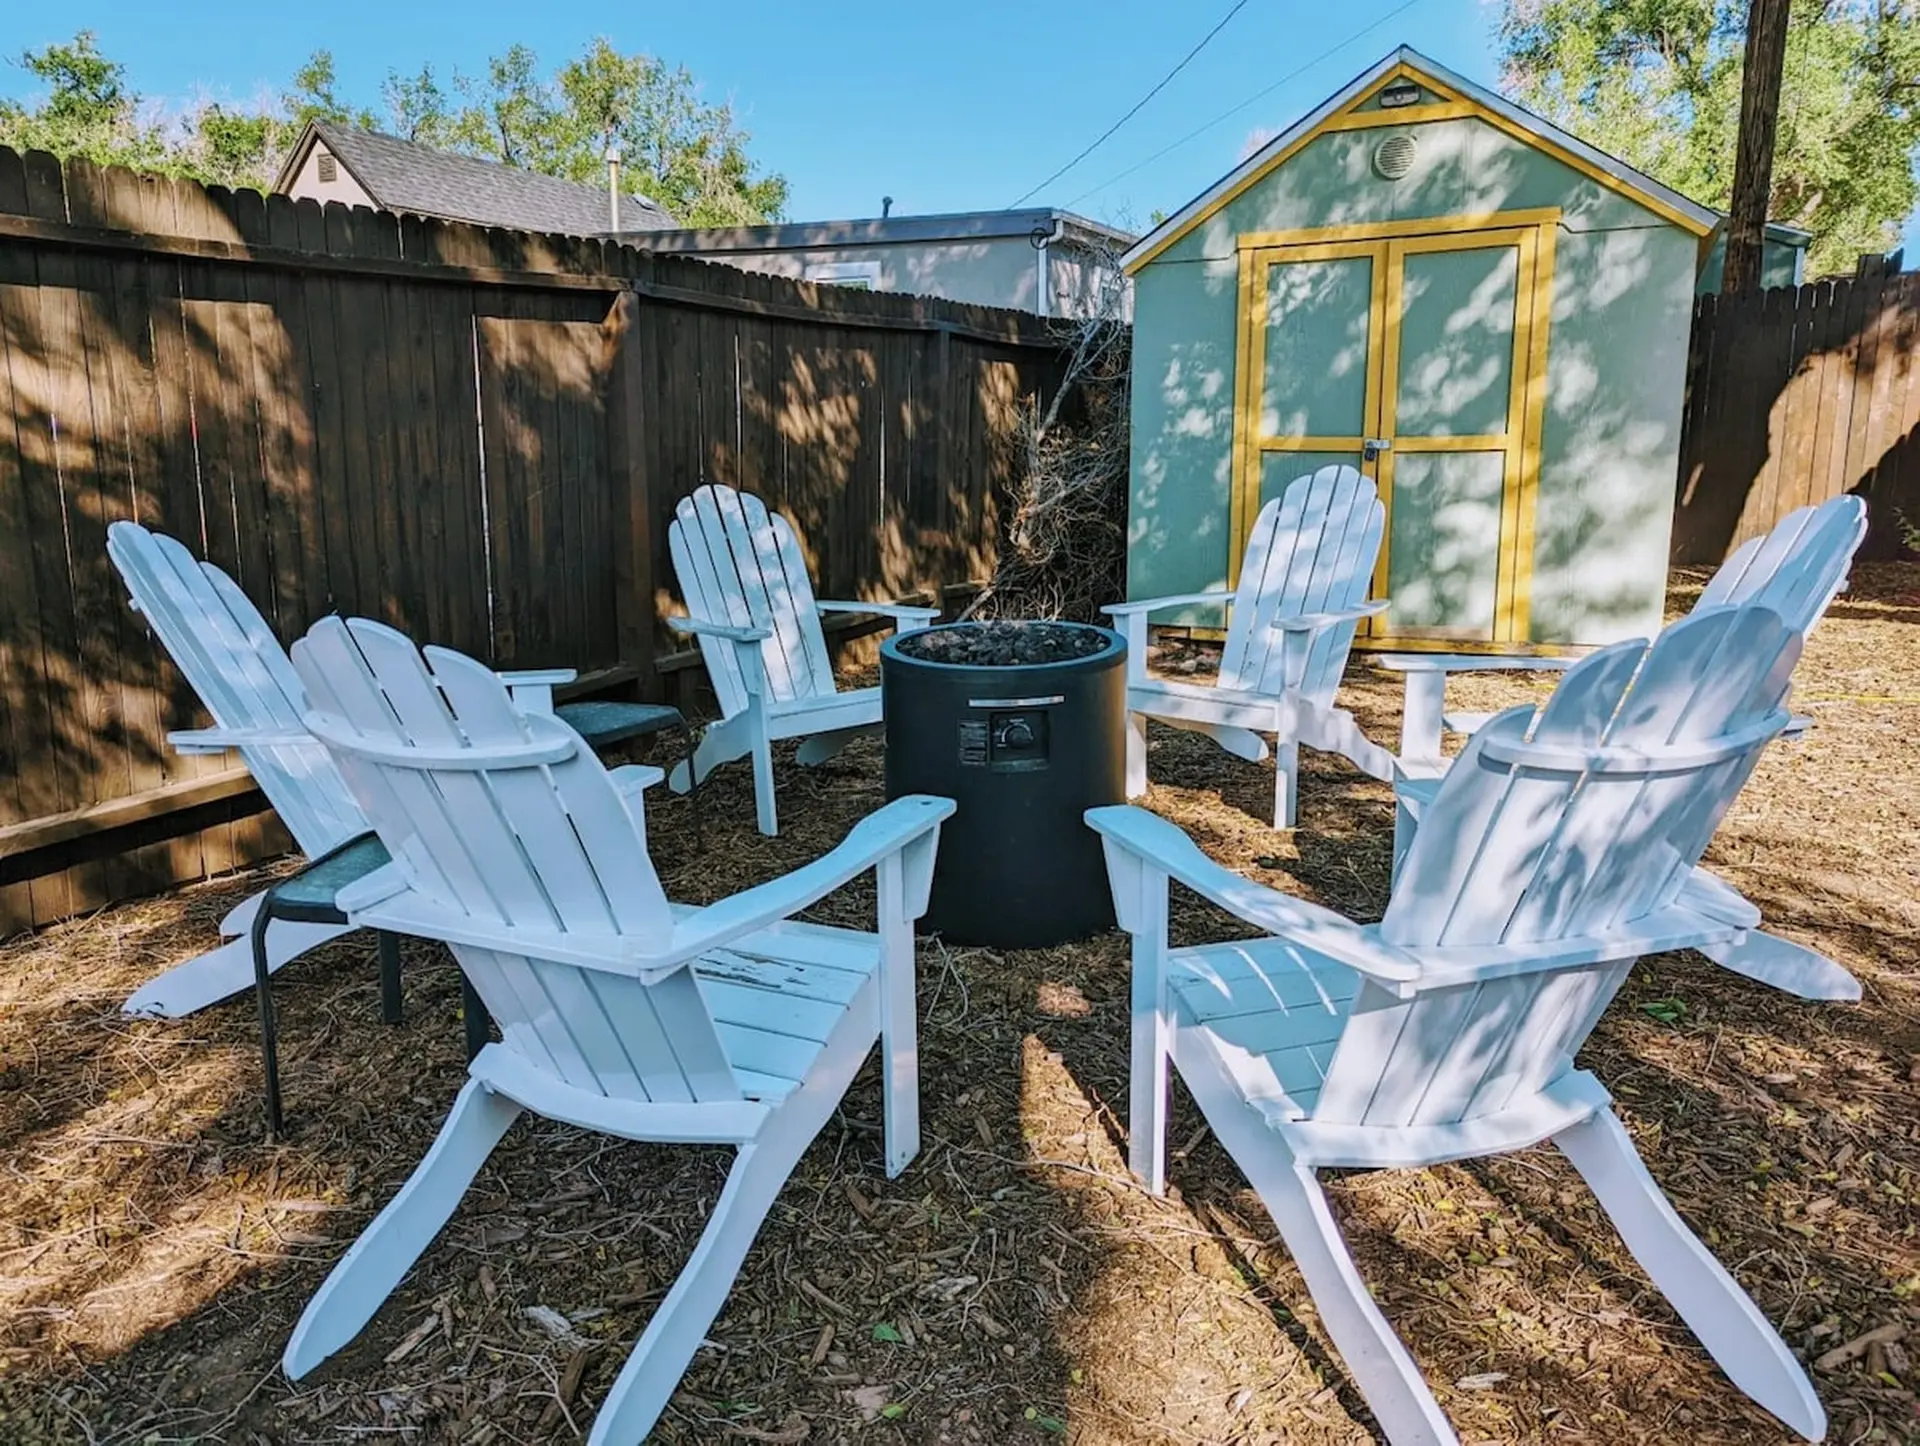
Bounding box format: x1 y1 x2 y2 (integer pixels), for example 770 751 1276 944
966 242 1131 624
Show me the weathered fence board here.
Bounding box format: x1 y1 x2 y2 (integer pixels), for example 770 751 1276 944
0 146 1067 934
1675 271 1920 561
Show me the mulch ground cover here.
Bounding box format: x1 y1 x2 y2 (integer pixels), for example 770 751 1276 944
0 565 1915 1445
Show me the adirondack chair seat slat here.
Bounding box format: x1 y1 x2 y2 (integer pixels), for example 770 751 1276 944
1106 464 1394 828
1096 603 1830 1445
669 484 936 835
277 616 952 1444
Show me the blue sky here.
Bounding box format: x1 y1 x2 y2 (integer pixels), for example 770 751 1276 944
3 0 1914 253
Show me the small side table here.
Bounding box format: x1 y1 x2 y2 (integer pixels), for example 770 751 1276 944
1372 653 1575 777
250 833 493 1140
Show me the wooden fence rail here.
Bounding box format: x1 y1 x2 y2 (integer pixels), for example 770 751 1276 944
1674 270 1920 562
0 146 1068 934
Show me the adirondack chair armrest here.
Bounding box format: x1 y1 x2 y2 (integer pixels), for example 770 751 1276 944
166 726 314 755
639 795 957 969
498 669 576 714
1102 590 1236 618
667 616 773 645
1269 599 1390 634
1085 805 1423 994
609 764 667 797
815 600 942 631
498 668 577 688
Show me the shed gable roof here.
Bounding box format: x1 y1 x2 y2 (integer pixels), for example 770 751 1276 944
273 121 678 236
1122 47 1717 273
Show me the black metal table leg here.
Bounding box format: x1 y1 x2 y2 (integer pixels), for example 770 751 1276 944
250 904 285 1141
377 931 404 1025
462 973 491 1062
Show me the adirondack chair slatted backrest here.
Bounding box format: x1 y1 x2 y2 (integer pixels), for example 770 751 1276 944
290 618 741 1105
1697 494 1867 636
107 522 364 857
669 485 836 715
1218 465 1385 706
1313 607 1800 1129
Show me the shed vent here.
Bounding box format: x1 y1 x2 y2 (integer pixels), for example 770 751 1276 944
1372 133 1417 181
316 154 337 183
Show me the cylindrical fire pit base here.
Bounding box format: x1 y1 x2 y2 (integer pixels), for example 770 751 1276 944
881 620 1125 948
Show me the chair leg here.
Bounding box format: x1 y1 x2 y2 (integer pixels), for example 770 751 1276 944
1178 1035 1456 1444
675 720 703 851
1273 739 1300 830
125 916 355 1019
751 729 778 837
377 931 404 1026
585 1019 866 1446
250 906 285 1142
1125 711 1148 798
877 865 920 1179
1245 1152 1459 1446
1555 1109 1826 1440
1697 931 1861 1002
284 1076 522 1379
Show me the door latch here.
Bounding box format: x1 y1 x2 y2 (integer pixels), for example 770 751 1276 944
1362 438 1392 463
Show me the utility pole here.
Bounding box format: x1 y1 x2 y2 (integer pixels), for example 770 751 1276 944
1722 0 1792 294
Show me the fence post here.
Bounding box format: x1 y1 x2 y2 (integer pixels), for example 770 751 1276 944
604 283 659 701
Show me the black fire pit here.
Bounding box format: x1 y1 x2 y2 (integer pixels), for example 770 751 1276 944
881 620 1125 948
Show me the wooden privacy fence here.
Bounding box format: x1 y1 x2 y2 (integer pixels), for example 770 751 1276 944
1674 270 1920 562
0 145 1068 935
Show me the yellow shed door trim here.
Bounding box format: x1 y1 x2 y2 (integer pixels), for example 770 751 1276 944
1230 212 1559 648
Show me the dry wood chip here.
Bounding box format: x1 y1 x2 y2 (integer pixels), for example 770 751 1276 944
383 1312 440 1364
1816 1322 1907 1372
478 1264 498 1304
974 1114 994 1147
725 1421 810 1444
843 1180 875 1223
797 1277 850 1317
557 1344 593 1405
971 1308 1009 1339
808 1323 834 1367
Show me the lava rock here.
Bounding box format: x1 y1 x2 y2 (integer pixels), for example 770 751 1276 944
895 621 1112 668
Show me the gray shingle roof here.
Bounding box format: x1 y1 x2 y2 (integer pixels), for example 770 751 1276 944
302 122 677 235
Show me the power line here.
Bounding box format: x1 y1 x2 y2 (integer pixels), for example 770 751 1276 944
1064 0 1426 210
1007 0 1253 208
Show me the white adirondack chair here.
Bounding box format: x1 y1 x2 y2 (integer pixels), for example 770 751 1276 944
1392 494 1870 1002
1092 603 1825 1446
1103 464 1396 829
278 615 953 1445
667 484 940 837
108 521 628 1019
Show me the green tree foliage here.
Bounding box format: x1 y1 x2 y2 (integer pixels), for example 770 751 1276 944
1499 0 1920 275
402 38 789 224
0 31 171 172
0 32 786 225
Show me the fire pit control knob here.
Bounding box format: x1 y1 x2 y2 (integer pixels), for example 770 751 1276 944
994 717 1035 750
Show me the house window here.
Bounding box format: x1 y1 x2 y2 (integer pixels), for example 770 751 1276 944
316 153 337 183
805 261 881 290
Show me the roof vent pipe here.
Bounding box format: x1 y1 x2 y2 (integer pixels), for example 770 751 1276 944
606 145 622 232
882 195 894 219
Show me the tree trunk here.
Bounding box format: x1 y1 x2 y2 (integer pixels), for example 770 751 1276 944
1723 0 1792 295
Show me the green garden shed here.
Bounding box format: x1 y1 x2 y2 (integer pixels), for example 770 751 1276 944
1122 46 1724 651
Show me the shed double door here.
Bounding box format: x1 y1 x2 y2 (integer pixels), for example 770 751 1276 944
1235 219 1554 645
